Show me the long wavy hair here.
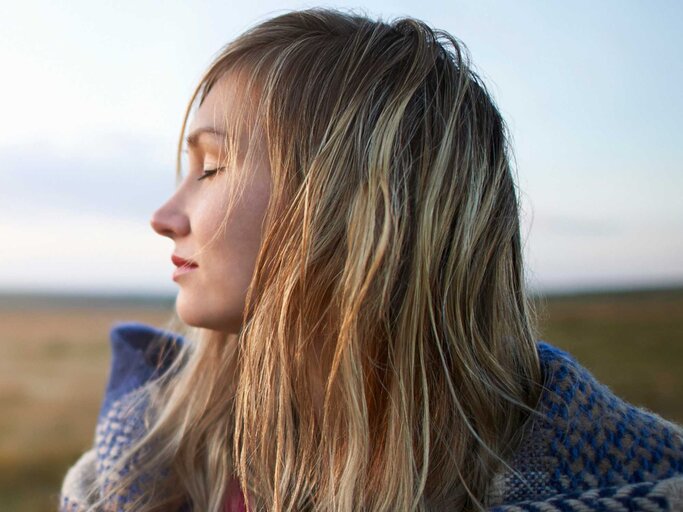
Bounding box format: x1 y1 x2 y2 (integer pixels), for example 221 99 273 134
85 7 542 511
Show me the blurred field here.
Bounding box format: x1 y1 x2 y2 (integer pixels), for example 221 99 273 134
0 294 174 512
0 288 681 511
533 287 683 424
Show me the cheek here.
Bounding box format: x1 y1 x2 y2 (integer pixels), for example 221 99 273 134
196 183 267 287
214 190 267 265
196 191 229 235
209 221 258 286
199 208 254 290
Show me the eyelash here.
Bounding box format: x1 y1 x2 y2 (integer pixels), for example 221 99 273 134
197 166 226 181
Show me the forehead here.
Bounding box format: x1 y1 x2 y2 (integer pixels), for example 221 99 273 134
188 70 255 137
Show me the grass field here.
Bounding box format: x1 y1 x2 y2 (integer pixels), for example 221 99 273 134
0 289 681 511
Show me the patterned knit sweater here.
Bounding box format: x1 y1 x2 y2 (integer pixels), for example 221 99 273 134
60 322 683 511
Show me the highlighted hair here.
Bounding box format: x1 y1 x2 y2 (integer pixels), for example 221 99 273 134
87 7 542 511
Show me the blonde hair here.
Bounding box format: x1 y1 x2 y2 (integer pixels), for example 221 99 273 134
86 7 542 511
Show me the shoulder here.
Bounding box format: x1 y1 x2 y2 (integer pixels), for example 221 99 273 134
96 321 185 473
60 448 99 511
60 322 185 510
98 321 184 421
490 340 683 510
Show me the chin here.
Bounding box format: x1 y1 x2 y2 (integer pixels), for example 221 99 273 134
174 294 241 333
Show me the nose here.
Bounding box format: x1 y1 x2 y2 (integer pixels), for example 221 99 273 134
150 199 190 239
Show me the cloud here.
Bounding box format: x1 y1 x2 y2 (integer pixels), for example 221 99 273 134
0 133 177 223
0 207 176 294
0 134 180 293
530 213 622 237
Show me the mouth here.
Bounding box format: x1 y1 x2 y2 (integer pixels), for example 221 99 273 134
171 254 199 269
171 254 199 281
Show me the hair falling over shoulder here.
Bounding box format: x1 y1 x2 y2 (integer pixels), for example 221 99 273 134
87 7 543 511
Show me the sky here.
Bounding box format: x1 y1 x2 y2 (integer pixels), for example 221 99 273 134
1 0 681 295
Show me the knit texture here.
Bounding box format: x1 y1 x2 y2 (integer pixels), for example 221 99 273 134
488 342 683 511
59 322 683 511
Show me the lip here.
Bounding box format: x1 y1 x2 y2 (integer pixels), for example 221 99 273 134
172 254 198 267
171 253 198 281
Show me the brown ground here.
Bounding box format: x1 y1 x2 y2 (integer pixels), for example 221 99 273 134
0 304 173 511
0 289 681 511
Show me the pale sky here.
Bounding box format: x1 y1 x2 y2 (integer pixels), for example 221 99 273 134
1 0 681 295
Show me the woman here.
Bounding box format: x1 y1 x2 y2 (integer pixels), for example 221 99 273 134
59 7 683 512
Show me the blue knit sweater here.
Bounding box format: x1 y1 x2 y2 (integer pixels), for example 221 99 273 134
60 322 683 511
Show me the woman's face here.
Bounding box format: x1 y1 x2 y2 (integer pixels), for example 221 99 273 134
150 73 271 333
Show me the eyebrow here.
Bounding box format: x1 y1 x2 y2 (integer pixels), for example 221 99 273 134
184 127 227 148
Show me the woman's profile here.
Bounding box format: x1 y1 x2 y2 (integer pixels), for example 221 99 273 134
59 7 683 512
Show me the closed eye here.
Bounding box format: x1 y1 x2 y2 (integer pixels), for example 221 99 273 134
197 166 226 181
